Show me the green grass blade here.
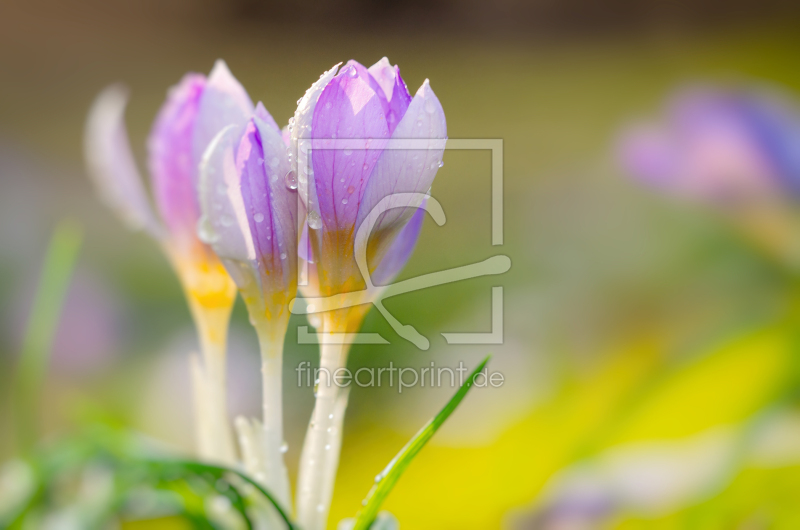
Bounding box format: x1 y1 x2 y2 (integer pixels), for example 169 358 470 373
148 459 297 530
14 220 83 452
352 356 491 530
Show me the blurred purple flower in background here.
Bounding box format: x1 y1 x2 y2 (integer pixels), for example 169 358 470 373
619 87 800 205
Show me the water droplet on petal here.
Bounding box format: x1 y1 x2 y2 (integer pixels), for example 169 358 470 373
197 215 219 244
317 504 325 512
285 171 298 190
325 444 331 450
280 442 289 453
220 215 234 227
344 149 352 156
280 252 287 260
307 210 322 230
328 413 334 419
341 198 348 205
438 160 444 168
254 212 265 223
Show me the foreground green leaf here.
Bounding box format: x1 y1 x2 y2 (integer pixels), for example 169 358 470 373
351 356 490 530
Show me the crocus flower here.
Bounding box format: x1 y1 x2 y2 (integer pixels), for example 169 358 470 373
197 101 297 509
288 57 446 530
84 60 254 464
619 86 800 265
619 87 800 205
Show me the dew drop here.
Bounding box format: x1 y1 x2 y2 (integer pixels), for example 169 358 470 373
325 444 331 451
341 198 348 205
254 212 265 223
424 99 436 114
307 210 322 230
280 441 289 453
219 215 234 228
328 413 334 419
197 215 219 244
316 504 325 513
280 252 287 260
348 66 358 77
438 160 444 168
343 149 352 156
285 171 298 190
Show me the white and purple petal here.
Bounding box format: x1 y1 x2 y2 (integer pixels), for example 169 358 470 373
371 203 426 286
357 79 446 256
192 60 255 178
237 113 298 294
311 60 394 234
84 85 163 239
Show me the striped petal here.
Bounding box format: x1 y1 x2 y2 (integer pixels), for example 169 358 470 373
147 73 206 246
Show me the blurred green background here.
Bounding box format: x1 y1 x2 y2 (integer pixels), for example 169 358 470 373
3 1 800 528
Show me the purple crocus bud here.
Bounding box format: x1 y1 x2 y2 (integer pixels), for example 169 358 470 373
198 103 298 332
85 59 255 464
146 61 255 258
197 102 297 507
619 87 800 205
291 58 445 530
289 58 446 313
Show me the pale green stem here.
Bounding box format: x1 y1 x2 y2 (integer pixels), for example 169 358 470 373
249 321 292 510
296 334 351 530
188 300 236 465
